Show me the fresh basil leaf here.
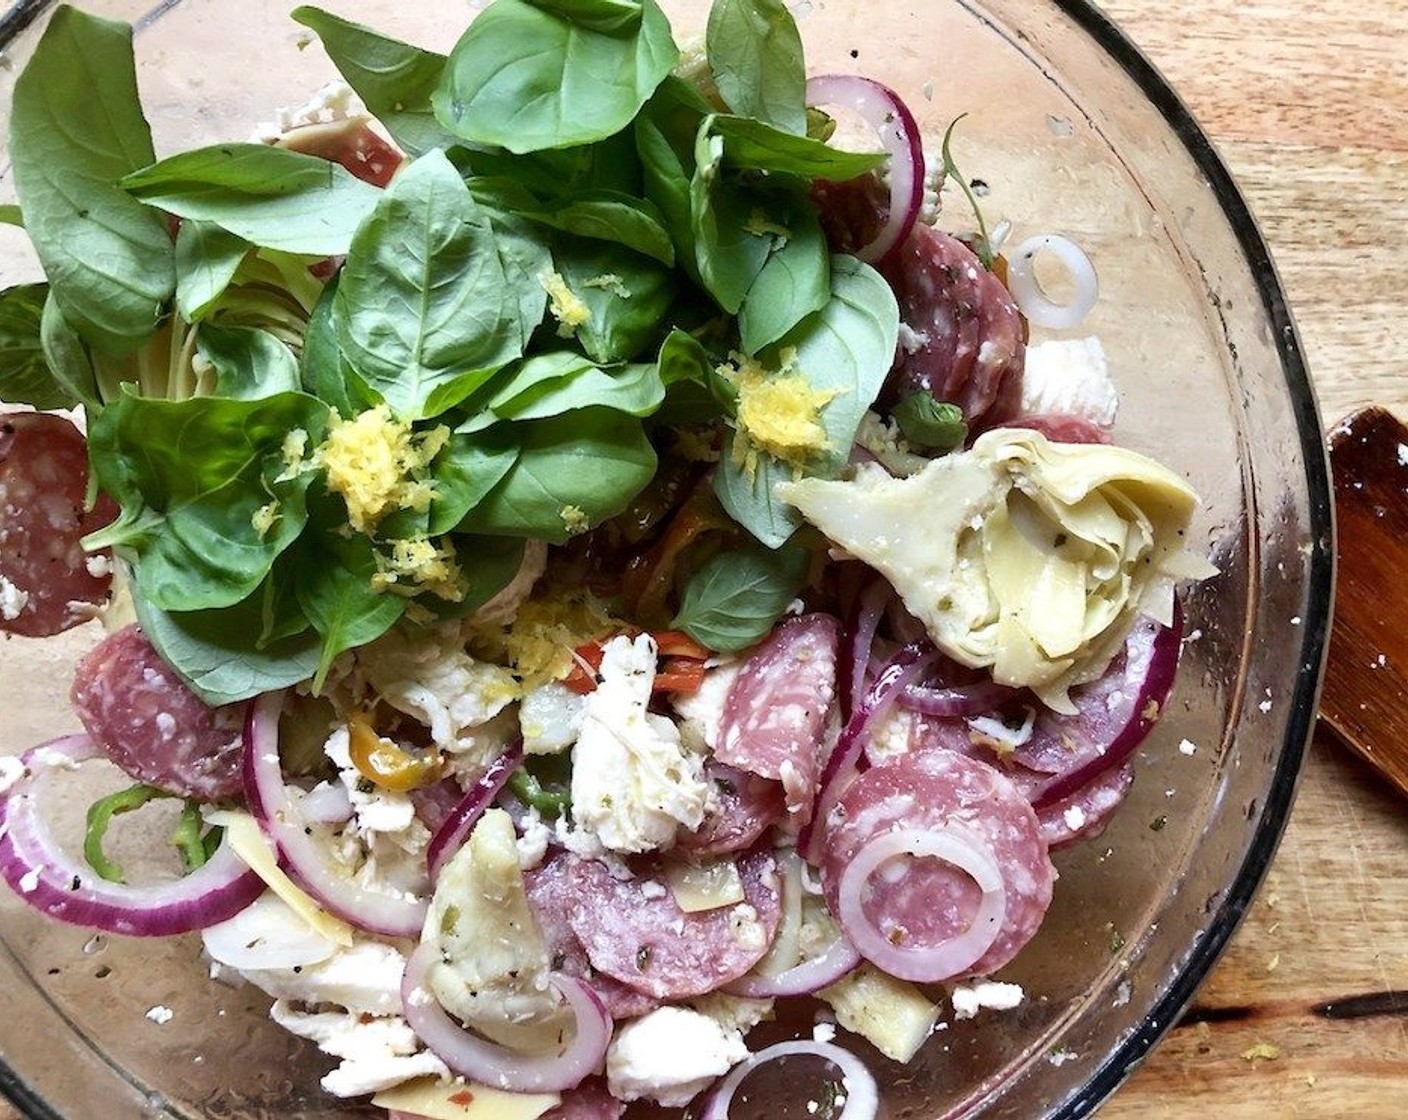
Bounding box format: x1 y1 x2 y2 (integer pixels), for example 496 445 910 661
690 130 770 314
415 534 527 621
334 150 522 420
463 178 555 339
123 144 383 256
554 240 676 363
456 129 643 199
300 273 376 418
39 293 102 411
462 407 656 542
713 442 800 549
133 590 322 706
706 0 806 135
255 550 315 645
291 6 453 155
672 540 809 652
433 0 677 153
0 283 74 410
174 221 249 323
295 490 406 687
10 6 174 354
523 0 642 34
194 324 301 400
482 350 666 426
521 190 674 266
428 430 520 534
737 193 829 353
776 254 899 472
893 392 967 451
0 205 25 228
86 389 330 611
709 114 886 181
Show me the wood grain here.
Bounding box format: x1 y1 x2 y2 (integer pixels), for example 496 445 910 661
1098 0 1408 1116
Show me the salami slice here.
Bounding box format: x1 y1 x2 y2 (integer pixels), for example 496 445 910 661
717 613 840 826
1006 413 1111 445
0 411 116 637
70 624 245 801
821 751 1054 978
565 850 781 1000
524 853 659 1020
879 226 1026 432
676 762 786 857
276 118 404 187
541 1078 625 1120
812 174 889 257
1032 762 1134 849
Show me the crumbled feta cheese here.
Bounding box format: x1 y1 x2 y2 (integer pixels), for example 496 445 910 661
1019 337 1118 426
0 575 29 621
951 980 1024 1020
236 938 409 1017
571 635 710 853
249 80 370 142
1062 804 1087 832
18 866 39 893
516 807 554 870
270 1001 447 1098
145 1005 174 1025
967 707 1036 751
1178 738 1198 756
606 1006 749 1107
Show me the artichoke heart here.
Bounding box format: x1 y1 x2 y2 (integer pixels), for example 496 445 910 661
777 428 1215 712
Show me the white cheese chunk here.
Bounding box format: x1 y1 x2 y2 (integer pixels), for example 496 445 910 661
606 1006 749 1107
1019 337 1118 426
950 979 1025 1020
570 635 710 853
270 1001 448 1098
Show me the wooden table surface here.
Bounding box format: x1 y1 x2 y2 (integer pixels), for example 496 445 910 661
2 2 1405 1119
1095 0 1408 1116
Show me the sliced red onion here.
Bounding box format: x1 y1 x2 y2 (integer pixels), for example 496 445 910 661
841 578 889 723
1006 233 1099 330
0 735 262 936
401 942 612 1093
726 849 861 997
201 890 340 970
243 694 427 939
426 741 523 885
799 642 935 863
1026 612 1183 809
700 1040 878 1120
899 678 1016 718
835 826 1006 982
806 74 924 263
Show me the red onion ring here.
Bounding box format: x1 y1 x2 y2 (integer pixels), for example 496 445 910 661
834 826 1006 982
899 679 1016 718
840 578 889 723
700 1040 878 1120
806 74 924 263
426 740 523 885
0 735 262 936
243 693 428 938
401 942 612 1093
1006 233 1099 330
799 641 936 863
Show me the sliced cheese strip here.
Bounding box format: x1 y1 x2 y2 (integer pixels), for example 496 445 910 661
206 809 354 947
373 1076 560 1120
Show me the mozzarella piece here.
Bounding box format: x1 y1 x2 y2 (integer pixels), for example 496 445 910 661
1019 337 1118 426
670 659 741 752
606 1006 749 1107
270 1001 448 1098
519 680 586 755
238 938 409 1017
570 635 710 853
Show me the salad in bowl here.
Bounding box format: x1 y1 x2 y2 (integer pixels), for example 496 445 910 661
0 2 1218 1118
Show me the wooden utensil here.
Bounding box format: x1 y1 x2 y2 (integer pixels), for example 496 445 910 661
1319 405 1408 798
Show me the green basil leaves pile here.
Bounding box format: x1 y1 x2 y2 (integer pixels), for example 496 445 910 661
0 0 902 702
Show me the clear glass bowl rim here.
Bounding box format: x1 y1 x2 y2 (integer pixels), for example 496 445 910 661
0 0 1335 1116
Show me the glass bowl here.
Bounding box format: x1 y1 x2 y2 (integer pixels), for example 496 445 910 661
0 1 1332 1118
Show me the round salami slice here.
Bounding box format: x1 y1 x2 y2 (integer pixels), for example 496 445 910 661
879 226 1026 432
70 624 246 801
1032 761 1134 850
276 118 404 188
676 763 786 857
524 853 659 1020
820 751 1054 979
540 1078 625 1120
717 613 840 827
0 411 117 637
1006 413 1111 445
565 850 781 1000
